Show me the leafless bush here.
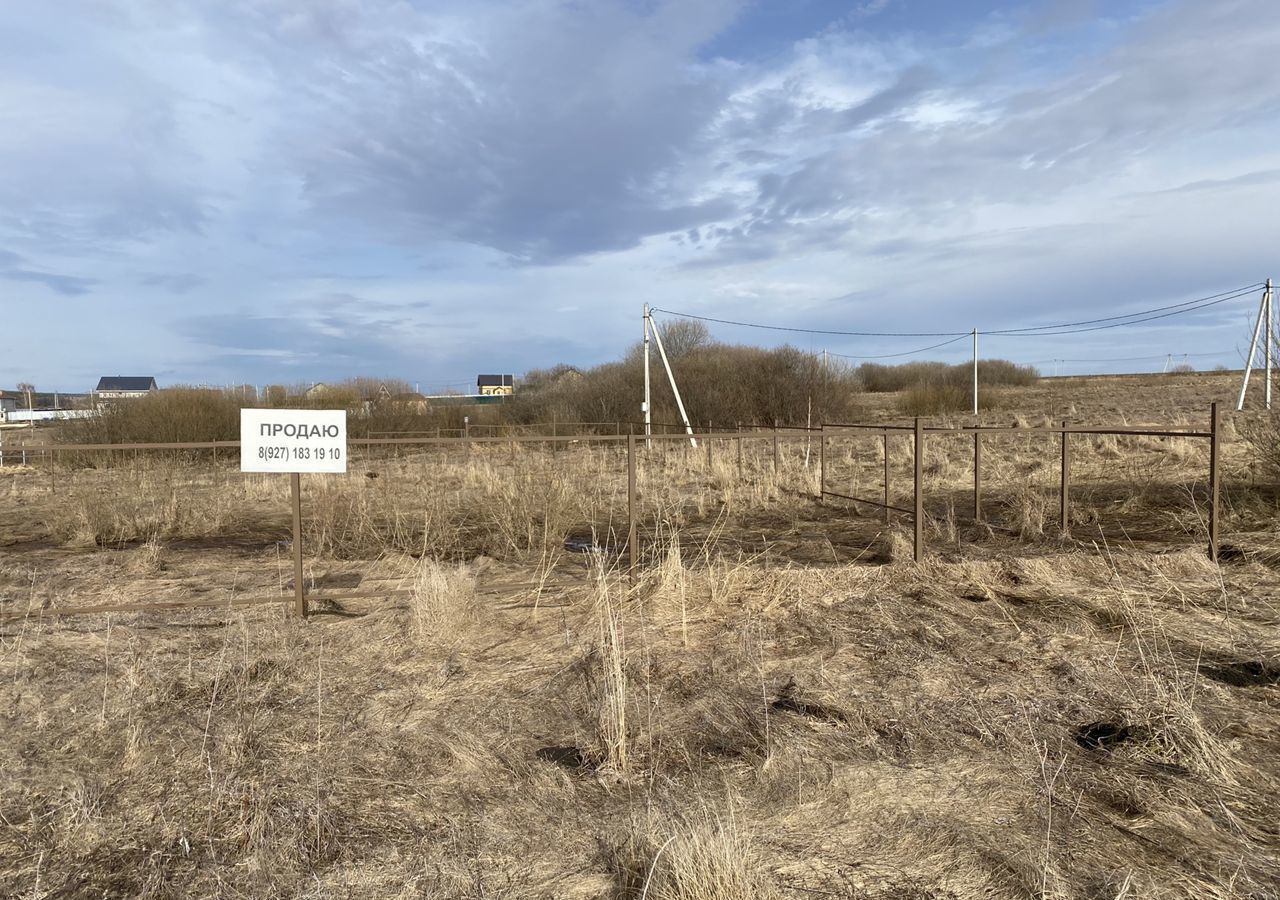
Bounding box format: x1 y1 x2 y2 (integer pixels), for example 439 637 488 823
63 387 248 445
861 359 1038 393
509 341 865 428
1239 413 1280 480
896 383 999 416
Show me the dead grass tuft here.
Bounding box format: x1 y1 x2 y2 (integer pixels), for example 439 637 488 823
409 559 476 638
613 813 779 900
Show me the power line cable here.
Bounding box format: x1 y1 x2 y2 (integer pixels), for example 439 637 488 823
982 283 1263 335
983 286 1261 337
1025 350 1235 364
826 334 971 360
649 307 968 338
653 282 1263 340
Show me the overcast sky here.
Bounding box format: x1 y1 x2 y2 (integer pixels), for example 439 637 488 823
3 0 1279 391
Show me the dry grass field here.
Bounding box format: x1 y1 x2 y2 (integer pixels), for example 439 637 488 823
1 371 1278 899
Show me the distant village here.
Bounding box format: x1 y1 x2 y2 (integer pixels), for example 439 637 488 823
0 373 517 424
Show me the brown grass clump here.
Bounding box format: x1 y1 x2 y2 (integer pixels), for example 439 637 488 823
613 814 780 900
47 462 242 546
127 534 166 575
409 558 476 638
592 562 630 774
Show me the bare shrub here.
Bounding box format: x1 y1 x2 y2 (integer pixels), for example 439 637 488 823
861 358 1038 393
1239 413 1280 480
63 387 247 446
509 341 865 428
896 383 998 416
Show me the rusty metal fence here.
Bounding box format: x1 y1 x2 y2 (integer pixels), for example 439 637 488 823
818 402 1224 563
0 407 1228 622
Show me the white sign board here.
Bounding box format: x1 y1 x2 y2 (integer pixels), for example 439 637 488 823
240 409 347 473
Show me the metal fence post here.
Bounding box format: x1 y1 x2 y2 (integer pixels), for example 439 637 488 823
773 420 780 472
1209 402 1220 562
1060 420 1071 535
627 432 637 575
973 432 981 521
883 429 891 525
736 422 743 476
290 472 307 618
913 418 924 561
819 425 826 502
706 422 713 469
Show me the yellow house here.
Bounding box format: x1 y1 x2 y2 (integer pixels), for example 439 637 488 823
477 374 514 396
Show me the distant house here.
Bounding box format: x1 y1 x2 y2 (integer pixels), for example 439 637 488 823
549 366 583 385
477 374 515 396
0 393 17 418
94 376 157 400
305 383 332 399
389 391 430 413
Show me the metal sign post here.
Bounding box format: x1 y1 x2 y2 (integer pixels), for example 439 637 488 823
241 409 348 617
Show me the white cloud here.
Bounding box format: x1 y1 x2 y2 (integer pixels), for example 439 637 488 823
1 0 1278 387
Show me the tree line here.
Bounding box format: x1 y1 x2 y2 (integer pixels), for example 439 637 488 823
54 323 1040 444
